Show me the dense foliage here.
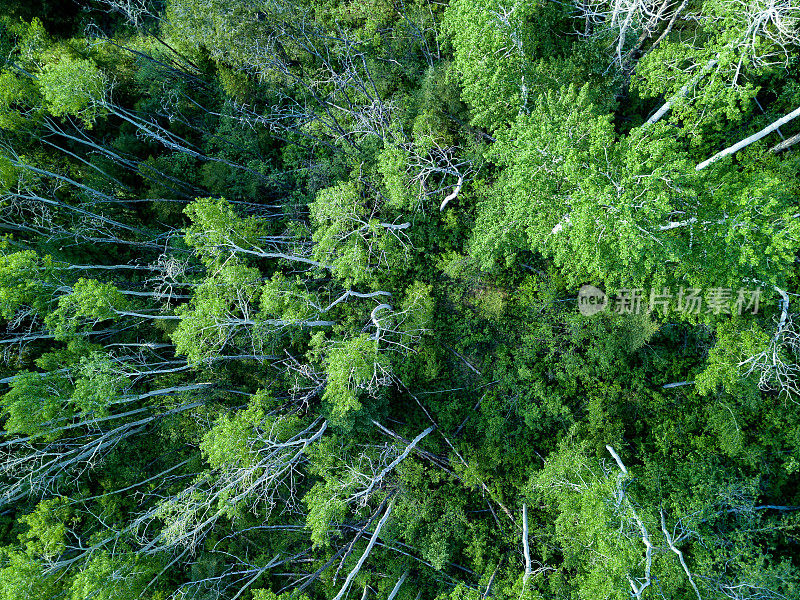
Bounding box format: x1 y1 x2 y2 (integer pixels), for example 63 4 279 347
1 1 799 599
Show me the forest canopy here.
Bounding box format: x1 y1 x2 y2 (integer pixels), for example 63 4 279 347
0 1 799 599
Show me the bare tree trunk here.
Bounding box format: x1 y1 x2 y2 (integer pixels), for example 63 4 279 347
697 104 800 170
660 510 702 600
440 176 463 211
662 381 694 388
770 131 800 153
646 57 718 125
387 570 409 600
113 309 181 320
522 504 532 583
332 499 395 600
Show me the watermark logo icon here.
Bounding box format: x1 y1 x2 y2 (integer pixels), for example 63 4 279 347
578 285 608 315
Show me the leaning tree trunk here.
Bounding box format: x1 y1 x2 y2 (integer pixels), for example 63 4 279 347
697 104 800 170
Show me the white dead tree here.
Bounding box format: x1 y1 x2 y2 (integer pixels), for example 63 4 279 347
645 56 720 125
365 288 432 354
129 107 267 178
0 400 206 507
192 220 329 271
309 177 413 278
161 553 288 600
318 35 395 143
172 266 349 364
0 144 149 237
181 0 392 153
737 287 800 400
138 417 328 556
485 3 536 112
387 570 409 600
521 503 532 597
625 0 689 66
722 0 800 72
594 0 651 58
646 1 799 125
92 0 157 27
38 115 204 200
660 509 703 600
402 140 475 212
574 0 688 64
332 498 395 600
605 445 655 600
770 130 800 152
606 446 711 599
696 104 800 170
145 252 192 307
295 427 435 587
489 4 525 59
533 444 661 595
62 350 281 393
347 426 434 507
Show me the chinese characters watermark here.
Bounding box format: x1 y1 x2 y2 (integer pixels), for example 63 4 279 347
577 285 761 316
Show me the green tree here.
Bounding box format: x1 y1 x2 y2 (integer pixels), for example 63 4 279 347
310 178 410 286
443 0 570 131
319 333 392 432
38 53 106 127
472 84 800 292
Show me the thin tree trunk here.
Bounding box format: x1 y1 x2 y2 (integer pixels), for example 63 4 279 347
522 504 532 582
662 381 694 388
114 310 181 320
332 499 395 600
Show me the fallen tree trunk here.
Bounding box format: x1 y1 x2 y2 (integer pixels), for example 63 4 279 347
697 105 800 170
